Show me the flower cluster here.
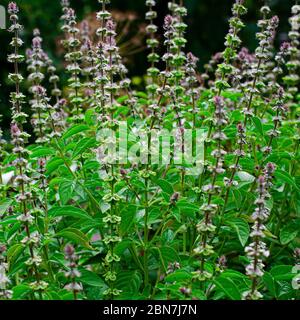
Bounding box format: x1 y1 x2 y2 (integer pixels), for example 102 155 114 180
215 0 247 93
145 0 159 102
60 4 83 122
0 128 8 190
43 54 67 134
96 0 112 40
27 29 52 143
267 42 290 96
99 168 122 297
283 3 300 124
223 122 246 191
8 3 47 296
202 52 223 87
263 87 287 155
80 21 97 105
243 12 279 121
44 53 62 103
0 245 12 299
243 162 276 300
154 0 189 126
7 2 27 127
194 96 228 280
95 41 109 117
104 20 120 120
167 1 188 121
185 52 199 128
64 245 83 299
94 0 124 298
283 4 300 103
236 47 255 90
95 1 133 122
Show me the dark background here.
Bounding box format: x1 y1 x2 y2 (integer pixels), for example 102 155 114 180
0 0 295 135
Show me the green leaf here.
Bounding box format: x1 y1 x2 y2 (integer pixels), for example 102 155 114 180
85 109 97 126
214 277 241 300
165 270 192 282
252 116 264 136
275 169 300 192
231 188 242 208
226 218 250 247
0 216 18 226
136 91 148 99
7 244 24 270
280 220 300 245
46 158 64 175
239 157 255 171
30 147 55 159
46 291 62 300
72 137 97 159
7 222 21 240
220 270 248 280
120 205 137 235
48 206 94 222
237 171 255 183
49 177 65 188
62 124 90 140
115 239 133 256
12 284 31 300
157 179 174 195
83 161 100 171
170 206 181 223
117 95 129 104
0 198 13 216
59 180 75 205
176 200 198 218
270 265 295 281
55 228 93 249
154 246 181 272
277 282 296 300
79 269 107 288
116 270 142 295
263 272 277 297
222 91 242 102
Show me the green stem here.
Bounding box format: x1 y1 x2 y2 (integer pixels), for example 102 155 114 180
144 177 149 287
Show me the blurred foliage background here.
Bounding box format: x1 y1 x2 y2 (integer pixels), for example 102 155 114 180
0 0 295 134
